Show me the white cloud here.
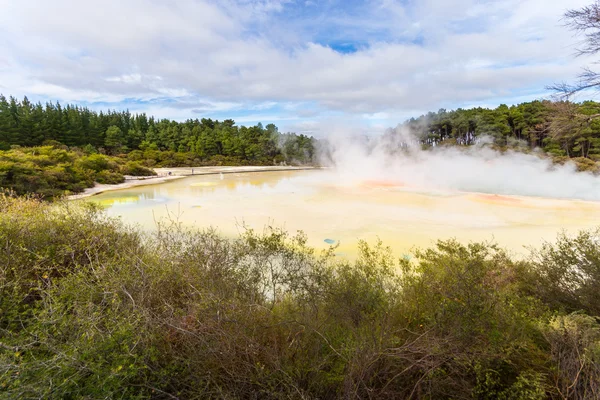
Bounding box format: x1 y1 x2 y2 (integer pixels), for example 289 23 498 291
0 0 595 125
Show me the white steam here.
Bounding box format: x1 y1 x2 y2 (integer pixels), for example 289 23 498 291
317 128 600 201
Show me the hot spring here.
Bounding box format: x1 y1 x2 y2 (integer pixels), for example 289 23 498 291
85 169 600 258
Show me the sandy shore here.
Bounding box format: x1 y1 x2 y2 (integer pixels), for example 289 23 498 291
154 165 319 176
68 166 320 200
67 175 186 200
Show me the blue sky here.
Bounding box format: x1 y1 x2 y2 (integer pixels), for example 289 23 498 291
0 0 594 135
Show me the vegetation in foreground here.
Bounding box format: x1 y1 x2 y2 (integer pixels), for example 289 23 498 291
0 194 599 399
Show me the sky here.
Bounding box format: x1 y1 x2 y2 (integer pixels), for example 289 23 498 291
0 0 595 134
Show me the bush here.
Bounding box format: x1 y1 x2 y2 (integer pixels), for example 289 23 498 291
0 195 149 398
82 144 97 155
126 150 144 161
41 139 68 150
120 161 156 176
0 146 156 197
543 313 600 399
0 147 92 198
572 157 600 174
0 197 599 398
76 154 118 173
528 228 600 316
95 170 125 184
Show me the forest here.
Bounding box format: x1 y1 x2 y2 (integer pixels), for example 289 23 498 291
3 96 600 163
395 100 600 171
0 95 316 164
3 95 600 197
0 95 317 198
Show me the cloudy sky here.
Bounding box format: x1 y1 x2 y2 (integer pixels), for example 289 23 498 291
0 0 594 133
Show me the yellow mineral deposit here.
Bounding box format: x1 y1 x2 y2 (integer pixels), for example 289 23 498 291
86 170 600 258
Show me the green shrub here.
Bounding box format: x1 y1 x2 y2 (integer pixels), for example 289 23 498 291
120 161 156 176
95 170 125 184
41 139 68 150
528 228 600 316
0 147 92 198
126 149 144 161
572 157 600 174
76 154 117 173
543 313 600 399
0 196 599 398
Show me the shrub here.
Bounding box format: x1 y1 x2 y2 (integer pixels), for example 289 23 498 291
76 154 118 173
0 197 599 398
528 228 600 316
41 139 68 150
572 157 600 174
0 147 91 198
82 144 97 155
126 150 144 161
95 170 125 184
543 313 600 399
120 161 156 176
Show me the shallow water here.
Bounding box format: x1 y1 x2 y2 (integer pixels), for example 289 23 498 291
86 170 600 258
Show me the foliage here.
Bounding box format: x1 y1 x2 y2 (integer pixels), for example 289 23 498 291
394 100 600 165
3 94 600 172
543 313 600 399
76 153 117 172
104 125 125 155
0 146 147 198
1 196 599 398
120 161 155 176
0 96 317 165
95 170 125 185
528 228 600 316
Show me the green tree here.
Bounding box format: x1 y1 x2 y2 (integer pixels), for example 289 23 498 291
104 125 124 155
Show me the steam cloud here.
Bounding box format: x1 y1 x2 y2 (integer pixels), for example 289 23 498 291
316 128 600 201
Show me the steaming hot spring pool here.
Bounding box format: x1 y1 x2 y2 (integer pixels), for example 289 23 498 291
86 169 600 258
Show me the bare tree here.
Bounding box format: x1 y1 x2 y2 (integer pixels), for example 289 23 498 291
549 1 600 98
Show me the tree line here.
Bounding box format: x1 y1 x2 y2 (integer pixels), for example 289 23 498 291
0 95 316 165
395 100 600 161
2 95 600 175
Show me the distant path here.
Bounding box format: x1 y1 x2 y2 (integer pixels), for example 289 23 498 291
68 165 321 200
154 165 321 176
